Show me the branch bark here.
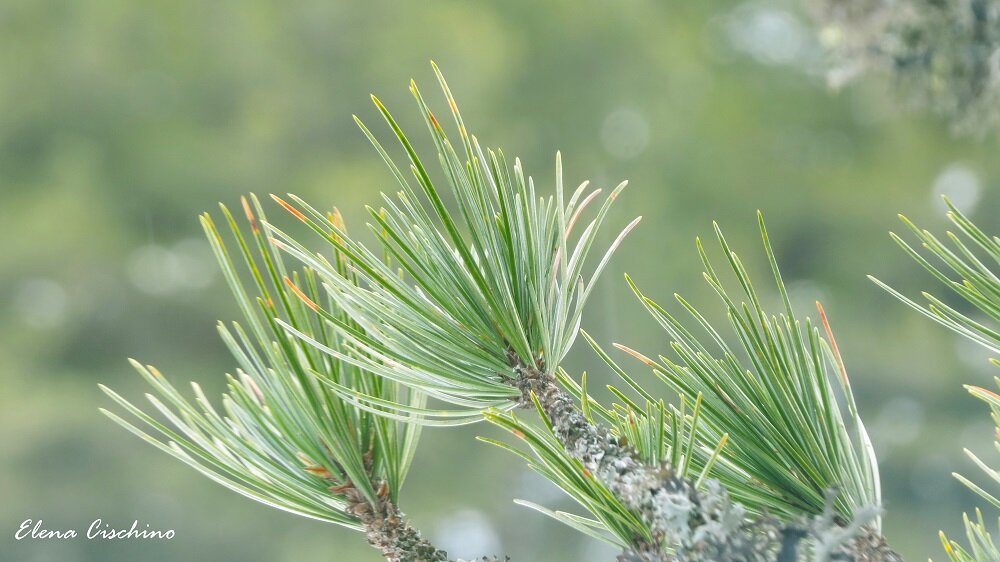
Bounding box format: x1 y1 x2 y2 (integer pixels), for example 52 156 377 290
343 482 449 562
340 479 509 562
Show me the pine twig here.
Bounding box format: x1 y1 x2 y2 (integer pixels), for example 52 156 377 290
340 479 509 562
341 480 448 562
516 363 767 560
516 363 903 561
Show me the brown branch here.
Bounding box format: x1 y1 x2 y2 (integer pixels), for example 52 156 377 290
301 452 508 562
342 481 449 562
342 481 510 562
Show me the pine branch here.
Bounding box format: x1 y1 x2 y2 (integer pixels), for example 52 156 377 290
341 480 447 562
260 65 900 559
98 63 918 561
541 215 902 559
100 195 494 562
871 197 1000 355
518 366 778 560
266 63 638 426
610 215 881 524
877 199 1000 559
491 368 902 561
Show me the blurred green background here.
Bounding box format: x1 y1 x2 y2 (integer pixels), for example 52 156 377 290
1 0 998 560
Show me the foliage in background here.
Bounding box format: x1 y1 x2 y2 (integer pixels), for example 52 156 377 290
812 0 1000 136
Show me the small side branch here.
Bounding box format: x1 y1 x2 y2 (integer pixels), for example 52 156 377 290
343 482 449 562
342 481 509 562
